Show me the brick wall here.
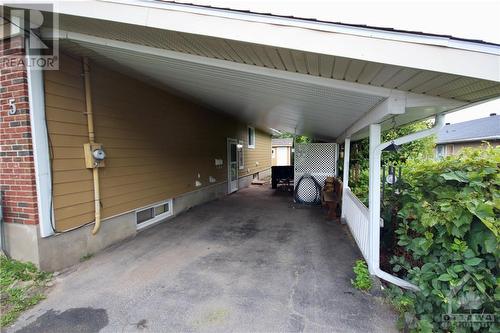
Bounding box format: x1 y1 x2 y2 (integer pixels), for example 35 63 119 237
1 36 39 225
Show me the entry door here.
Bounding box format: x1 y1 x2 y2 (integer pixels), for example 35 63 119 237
277 147 288 166
227 138 238 193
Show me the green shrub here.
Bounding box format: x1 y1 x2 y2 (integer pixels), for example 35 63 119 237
347 120 435 206
389 146 499 332
351 259 372 291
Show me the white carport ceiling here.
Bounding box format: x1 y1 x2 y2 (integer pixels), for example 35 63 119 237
56 15 500 103
61 39 385 139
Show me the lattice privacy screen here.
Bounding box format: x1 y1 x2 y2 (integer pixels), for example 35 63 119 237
294 143 338 203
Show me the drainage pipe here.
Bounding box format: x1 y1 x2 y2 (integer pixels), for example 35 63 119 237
0 191 8 257
369 114 445 291
83 57 102 235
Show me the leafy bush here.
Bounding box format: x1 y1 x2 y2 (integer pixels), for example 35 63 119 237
351 169 369 206
388 146 499 332
351 259 373 291
347 121 435 206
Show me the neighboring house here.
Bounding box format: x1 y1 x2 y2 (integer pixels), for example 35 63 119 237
436 114 500 158
1 1 499 289
271 138 293 166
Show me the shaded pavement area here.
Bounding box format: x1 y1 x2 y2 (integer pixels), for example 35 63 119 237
7 185 397 333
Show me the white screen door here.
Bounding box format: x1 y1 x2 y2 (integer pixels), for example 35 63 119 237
277 147 288 166
227 138 238 193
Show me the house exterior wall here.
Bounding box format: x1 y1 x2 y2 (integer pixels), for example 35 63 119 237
1 37 39 226
435 139 499 158
239 127 272 177
44 53 271 232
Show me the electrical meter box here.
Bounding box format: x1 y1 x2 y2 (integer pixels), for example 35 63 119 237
83 143 106 168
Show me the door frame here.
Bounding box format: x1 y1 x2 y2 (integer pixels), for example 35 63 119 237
227 138 238 194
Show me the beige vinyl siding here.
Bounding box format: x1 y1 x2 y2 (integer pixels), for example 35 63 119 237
452 140 499 152
438 140 500 157
44 55 92 229
45 53 240 231
239 127 272 177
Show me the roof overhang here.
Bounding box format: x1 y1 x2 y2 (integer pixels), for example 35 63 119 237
46 0 500 81
54 30 466 140
11 0 500 141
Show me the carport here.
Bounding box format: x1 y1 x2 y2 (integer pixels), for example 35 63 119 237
24 0 500 290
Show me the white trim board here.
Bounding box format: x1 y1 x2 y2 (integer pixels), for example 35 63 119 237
103 0 500 56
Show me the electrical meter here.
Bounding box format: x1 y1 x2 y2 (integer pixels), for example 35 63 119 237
84 143 106 168
92 148 106 161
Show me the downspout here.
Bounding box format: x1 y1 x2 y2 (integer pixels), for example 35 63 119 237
369 114 445 291
83 57 101 235
0 192 7 256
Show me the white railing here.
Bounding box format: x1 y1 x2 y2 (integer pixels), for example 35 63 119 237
342 187 370 261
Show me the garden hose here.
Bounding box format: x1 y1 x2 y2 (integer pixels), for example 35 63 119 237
294 174 322 205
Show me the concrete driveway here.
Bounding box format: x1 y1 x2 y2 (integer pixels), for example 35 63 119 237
8 185 397 333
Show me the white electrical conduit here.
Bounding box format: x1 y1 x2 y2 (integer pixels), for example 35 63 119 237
82 57 102 235
369 114 445 291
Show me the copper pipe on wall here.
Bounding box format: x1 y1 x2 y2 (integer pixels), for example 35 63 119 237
83 57 102 235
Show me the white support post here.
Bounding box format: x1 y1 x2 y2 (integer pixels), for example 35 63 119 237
335 143 340 177
368 124 381 274
342 138 350 191
341 138 350 220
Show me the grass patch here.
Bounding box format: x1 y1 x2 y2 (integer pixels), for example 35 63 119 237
79 253 93 262
351 259 372 291
0 255 52 327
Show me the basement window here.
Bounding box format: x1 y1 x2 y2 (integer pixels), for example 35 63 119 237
247 126 255 149
137 208 154 224
136 199 173 230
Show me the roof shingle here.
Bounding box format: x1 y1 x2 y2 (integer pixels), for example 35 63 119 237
437 115 500 144
272 138 294 146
